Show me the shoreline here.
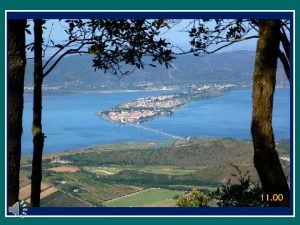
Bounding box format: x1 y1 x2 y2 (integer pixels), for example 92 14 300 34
23 85 290 95
19 137 291 158
24 87 179 95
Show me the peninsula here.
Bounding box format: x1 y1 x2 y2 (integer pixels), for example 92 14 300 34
97 84 238 124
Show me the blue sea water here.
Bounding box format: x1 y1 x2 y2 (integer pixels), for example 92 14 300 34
21 88 290 155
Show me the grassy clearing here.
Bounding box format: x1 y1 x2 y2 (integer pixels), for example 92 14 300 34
136 166 198 175
83 166 122 175
84 165 198 176
103 188 183 207
101 140 175 151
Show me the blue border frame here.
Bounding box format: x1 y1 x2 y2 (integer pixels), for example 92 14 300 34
7 11 292 20
25 206 292 216
6 11 294 217
289 15 294 215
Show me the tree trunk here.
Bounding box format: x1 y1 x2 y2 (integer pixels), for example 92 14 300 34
8 19 26 206
30 19 45 207
251 20 290 206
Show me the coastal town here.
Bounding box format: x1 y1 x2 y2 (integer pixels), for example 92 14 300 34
97 83 238 124
101 94 184 124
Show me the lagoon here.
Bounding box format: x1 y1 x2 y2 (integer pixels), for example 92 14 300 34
21 88 290 155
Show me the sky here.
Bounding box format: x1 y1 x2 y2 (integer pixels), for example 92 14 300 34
25 19 258 58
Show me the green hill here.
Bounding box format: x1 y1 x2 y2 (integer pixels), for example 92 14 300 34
21 138 289 207
24 51 288 90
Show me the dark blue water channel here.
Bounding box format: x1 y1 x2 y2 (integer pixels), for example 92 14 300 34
21 88 290 155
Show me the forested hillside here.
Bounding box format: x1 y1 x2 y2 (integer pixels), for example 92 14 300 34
24 51 288 90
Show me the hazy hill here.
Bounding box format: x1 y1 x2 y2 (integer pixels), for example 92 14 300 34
25 50 288 90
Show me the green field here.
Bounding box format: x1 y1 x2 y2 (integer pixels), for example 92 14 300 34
103 188 183 207
84 165 199 176
20 138 290 207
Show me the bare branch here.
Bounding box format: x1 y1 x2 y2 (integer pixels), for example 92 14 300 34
281 20 290 31
42 39 76 70
249 22 259 32
43 42 91 77
278 50 290 81
42 22 54 58
280 28 290 61
25 43 34 48
206 35 259 54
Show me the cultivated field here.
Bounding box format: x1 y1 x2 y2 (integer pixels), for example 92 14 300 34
43 171 144 206
39 186 58 199
19 138 290 207
19 169 31 188
19 182 58 202
41 190 91 207
47 165 80 172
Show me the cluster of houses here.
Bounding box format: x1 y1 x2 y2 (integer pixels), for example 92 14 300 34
196 83 236 92
108 110 158 123
102 94 185 124
50 157 70 164
122 94 181 109
50 157 80 193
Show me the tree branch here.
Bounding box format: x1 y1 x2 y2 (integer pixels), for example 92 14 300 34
175 35 259 56
43 49 73 78
42 39 76 70
25 43 34 48
206 35 259 54
43 42 91 77
42 22 54 58
280 28 290 61
278 50 290 81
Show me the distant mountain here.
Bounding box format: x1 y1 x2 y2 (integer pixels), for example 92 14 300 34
24 50 288 90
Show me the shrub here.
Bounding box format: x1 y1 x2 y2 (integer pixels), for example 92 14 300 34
209 164 267 207
176 189 210 207
176 165 267 207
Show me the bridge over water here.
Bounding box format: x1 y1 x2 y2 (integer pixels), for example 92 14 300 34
98 113 184 140
127 123 184 140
